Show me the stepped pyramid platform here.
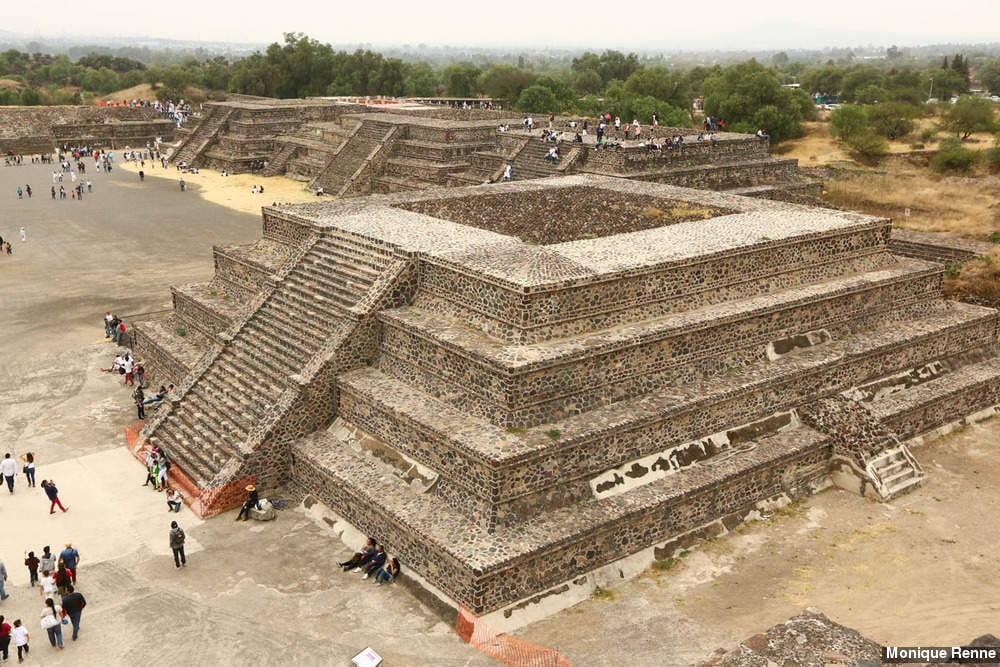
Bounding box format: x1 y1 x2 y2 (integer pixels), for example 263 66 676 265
128 175 1000 620
170 97 813 201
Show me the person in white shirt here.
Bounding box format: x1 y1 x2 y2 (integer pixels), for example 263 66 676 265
1 454 17 493
11 619 28 662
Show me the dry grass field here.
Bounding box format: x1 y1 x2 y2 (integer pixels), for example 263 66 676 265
781 112 1000 308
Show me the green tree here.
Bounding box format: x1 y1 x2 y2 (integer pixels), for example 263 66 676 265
442 63 481 97
478 64 536 107
403 62 439 97
829 104 868 140
702 60 814 142
979 59 1000 94
572 69 602 95
598 50 641 85
623 67 688 110
932 136 978 171
19 87 41 105
944 95 998 139
515 84 560 113
867 102 919 139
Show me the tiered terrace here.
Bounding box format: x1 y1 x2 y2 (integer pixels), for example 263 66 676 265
170 98 813 200
0 106 174 154
130 175 1000 621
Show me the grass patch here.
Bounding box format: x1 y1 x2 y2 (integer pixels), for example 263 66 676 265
544 428 561 440
174 326 187 337
591 585 617 601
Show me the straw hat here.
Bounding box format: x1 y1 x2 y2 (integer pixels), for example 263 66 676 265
245 484 256 491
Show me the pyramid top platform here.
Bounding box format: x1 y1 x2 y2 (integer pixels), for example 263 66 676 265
267 175 886 289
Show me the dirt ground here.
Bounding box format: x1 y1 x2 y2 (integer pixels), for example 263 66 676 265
1 156 998 666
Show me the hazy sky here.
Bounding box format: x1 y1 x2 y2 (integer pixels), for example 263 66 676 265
8 0 1000 51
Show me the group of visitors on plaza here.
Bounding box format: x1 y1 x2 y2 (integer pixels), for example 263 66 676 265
0 543 87 657
0 455 84 659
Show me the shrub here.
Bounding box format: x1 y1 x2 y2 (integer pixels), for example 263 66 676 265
829 104 868 141
945 262 962 278
846 131 889 159
932 137 978 172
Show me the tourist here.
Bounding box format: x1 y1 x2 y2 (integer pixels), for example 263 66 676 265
143 384 173 406
55 563 72 595
59 586 85 641
169 521 187 568
503 164 513 181
38 570 56 600
39 598 63 650
235 484 260 521
19 227 25 242
39 547 55 576
167 487 183 513
339 537 377 572
1 453 17 493
0 616 10 662
11 619 28 662
59 544 80 584
24 552 39 588
104 311 114 338
0 560 8 601
41 480 68 514
123 354 135 386
134 386 145 420
156 455 168 490
374 557 401 585
360 544 387 580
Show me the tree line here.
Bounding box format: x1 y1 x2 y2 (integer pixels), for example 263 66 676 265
1 33 999 145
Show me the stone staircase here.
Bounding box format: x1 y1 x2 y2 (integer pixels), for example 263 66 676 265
510 139 569 179
308 120 386 195
171 105 233 167
140 225 401 513
865 444 924 499
261 140 298 177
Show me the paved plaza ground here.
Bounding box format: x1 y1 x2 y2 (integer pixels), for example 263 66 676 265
0 158 997 666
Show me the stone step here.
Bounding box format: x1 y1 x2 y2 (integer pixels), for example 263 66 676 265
234 324 320 372
187 385 257 432
311 236 391 273
862 355 1000 439
305 250 380 285
342 301 997 523
210 349 288 394
374 175 432 193
148 429 216 488
258 291 339 339
385 157 470 179
219 334 295 384
260 287 343 331
171 406 241 462
278 276 356 318
283 270 363 310
292 423 830 615
378 259 946 427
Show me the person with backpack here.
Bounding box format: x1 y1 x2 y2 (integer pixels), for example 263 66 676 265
169 521 186 568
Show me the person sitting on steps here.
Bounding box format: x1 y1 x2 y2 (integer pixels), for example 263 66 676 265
339 537 377 572
235 484 260 521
